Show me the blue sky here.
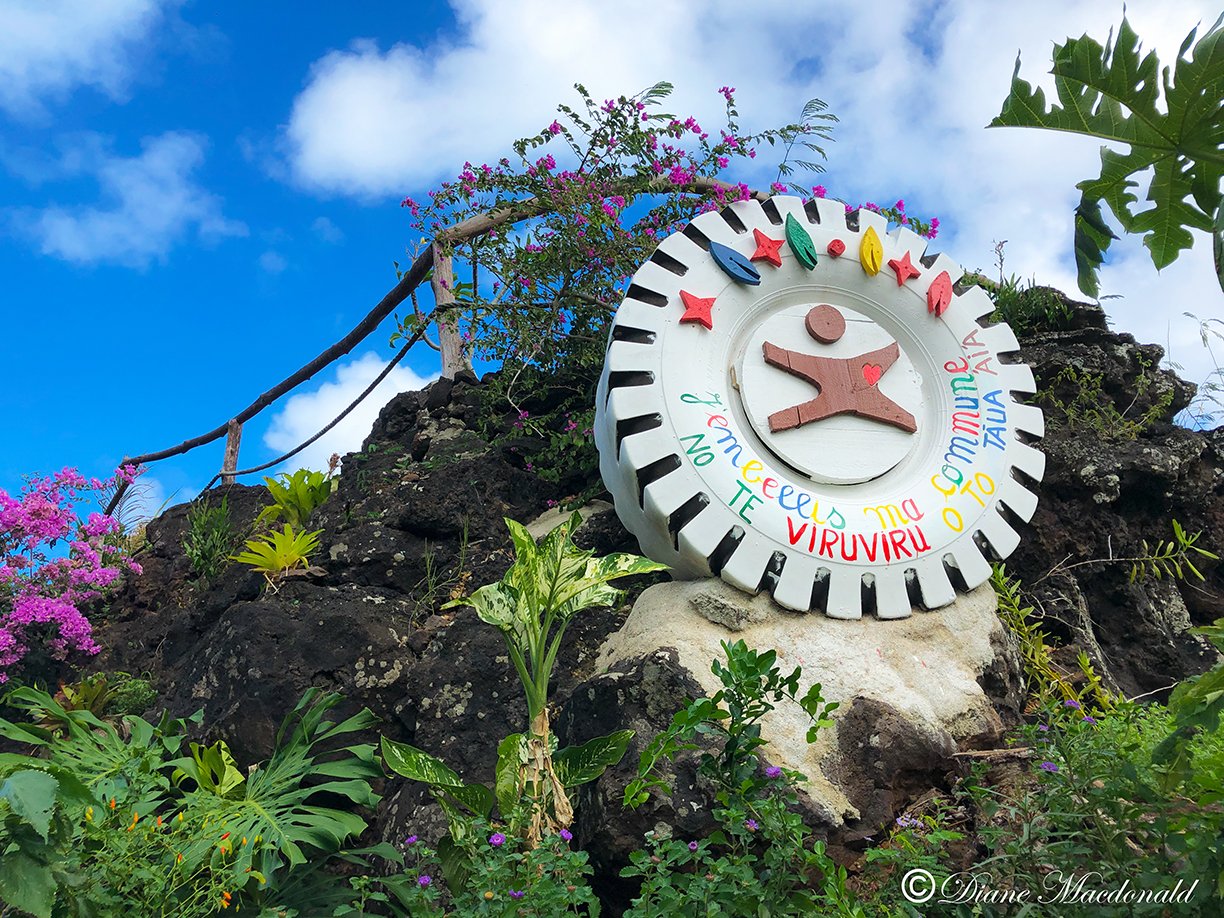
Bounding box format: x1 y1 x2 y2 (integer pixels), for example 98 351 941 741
2 0 1219 517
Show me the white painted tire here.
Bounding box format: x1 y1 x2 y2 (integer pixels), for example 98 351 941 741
594 196 1044 619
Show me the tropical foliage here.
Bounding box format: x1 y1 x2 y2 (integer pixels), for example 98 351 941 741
0 687 390 917
257 468 336 530
991 13 1224 296
383 513 664 866
232 523 321 582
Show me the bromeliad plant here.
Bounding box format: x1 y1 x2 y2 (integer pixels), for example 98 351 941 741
382 513 666 850
257 468 336 530
232 524 322 585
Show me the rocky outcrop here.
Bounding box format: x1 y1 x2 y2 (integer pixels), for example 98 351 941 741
556 580 1019 863
1003 298 1223 697
86 293 1221 904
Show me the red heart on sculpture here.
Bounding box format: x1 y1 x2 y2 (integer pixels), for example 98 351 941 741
862 364 882 386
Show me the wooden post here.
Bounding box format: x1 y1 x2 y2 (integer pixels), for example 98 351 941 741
222 420 243 485
431 244 471 379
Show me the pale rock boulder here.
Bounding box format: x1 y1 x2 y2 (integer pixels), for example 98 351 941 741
595 578 1018 828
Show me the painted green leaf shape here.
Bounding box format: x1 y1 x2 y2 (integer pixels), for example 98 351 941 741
990 13 1224 293
785 212 818 270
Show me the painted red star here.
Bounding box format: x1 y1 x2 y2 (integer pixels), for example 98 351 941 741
887 250 921 286
678 289 716 330
750 228 784 268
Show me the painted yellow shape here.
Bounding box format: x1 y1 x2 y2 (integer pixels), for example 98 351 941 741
860 226 883 276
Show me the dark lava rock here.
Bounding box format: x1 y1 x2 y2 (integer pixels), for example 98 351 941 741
1005 297 1222 696
80 293 1223 903
94 372 559 762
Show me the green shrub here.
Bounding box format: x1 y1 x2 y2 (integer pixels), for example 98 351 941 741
232 523 321 583
257 468 335 530
965 698 1224 910
1035 360 1173 442
103 676 157 718
622 640 858 917
0 686 390 917
986 274 1076 336
349 823 600 917
181 497 242 583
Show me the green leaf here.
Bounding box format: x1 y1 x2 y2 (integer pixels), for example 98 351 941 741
437 834 472 890
1214 196 1224 290
989 14 1224 293
380 737 463 787
447 581 518 634
0 851 55 918
173 690 382 872
442 781 494 819
173 740 246 798
555 730 634 787
0 769 59 841
495 732 527 816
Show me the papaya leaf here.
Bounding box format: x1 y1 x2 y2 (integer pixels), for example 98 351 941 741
1073 195 1116 298
1214 197 1224 289
990 13 1224 294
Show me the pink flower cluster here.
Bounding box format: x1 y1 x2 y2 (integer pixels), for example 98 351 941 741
836 196 940 239
0 466 142 683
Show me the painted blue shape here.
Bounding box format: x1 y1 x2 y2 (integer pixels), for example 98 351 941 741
709 240 761 285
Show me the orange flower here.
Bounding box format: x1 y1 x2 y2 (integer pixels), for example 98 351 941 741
220 832 231 840
109 798 116 810
156 816 163 827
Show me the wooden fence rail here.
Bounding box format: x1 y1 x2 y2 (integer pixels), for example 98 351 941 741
102 175 769 516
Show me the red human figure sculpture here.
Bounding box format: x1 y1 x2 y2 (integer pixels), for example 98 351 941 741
762 304 918 434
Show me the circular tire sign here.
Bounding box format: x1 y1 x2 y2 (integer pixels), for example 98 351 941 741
594 196 1045 619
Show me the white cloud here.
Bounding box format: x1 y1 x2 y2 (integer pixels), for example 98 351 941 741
0 0 176 117
259 250 288 273
263 352 439 473
116 472 194 526
312 215 344 243
282 0 1222 387
14 132 246 267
